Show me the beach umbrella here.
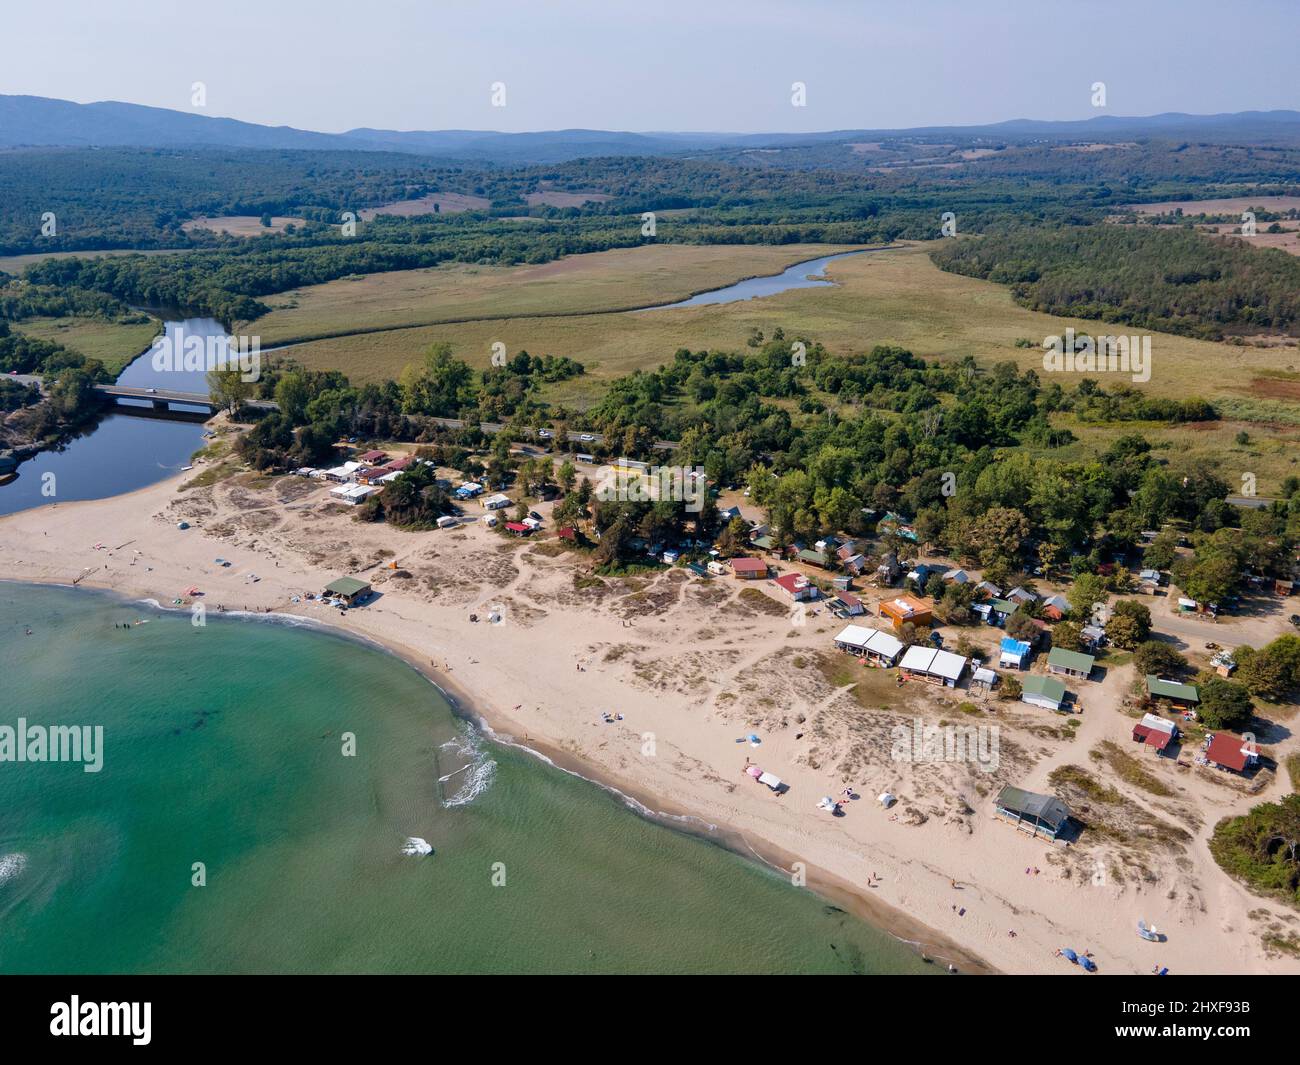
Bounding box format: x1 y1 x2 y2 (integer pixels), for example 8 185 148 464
745 765 763 778
1061 948 1078 963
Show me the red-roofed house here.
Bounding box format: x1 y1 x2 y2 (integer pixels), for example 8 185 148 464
359 450 389 464
1132 713 1177 754
731 557 769 580
504 521 533 536
774 572 818 602
1205 733 1258 774
558 526 578 542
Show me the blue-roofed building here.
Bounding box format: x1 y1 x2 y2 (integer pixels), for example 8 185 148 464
999 637 1031 670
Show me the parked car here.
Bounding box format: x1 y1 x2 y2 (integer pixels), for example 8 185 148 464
580 433 595 442
1290 614 1300 627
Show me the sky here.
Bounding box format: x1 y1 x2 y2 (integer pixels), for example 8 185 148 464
6 0 1299 134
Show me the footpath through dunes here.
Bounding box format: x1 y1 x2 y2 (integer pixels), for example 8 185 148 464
247 243 864 347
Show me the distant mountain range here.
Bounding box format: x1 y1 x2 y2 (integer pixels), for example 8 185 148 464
4 94 1300 163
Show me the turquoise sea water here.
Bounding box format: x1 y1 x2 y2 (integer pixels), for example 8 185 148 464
0 583 933 974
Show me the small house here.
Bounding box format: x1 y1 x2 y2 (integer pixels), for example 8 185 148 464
1007 587 1037 606
1132 713 1178 754
1139 569 1163 593
971 667 998 691
1020 674 1067 713
455 481 484 499
899 646 968 687
504 521 533 536
1047 647 1095 680
974 580 1002 600
833 624 904 667
1079 624 1105 650
558 526 578 542
1204 732 1258 774
872 550 899 584
985 599 1015 626
999 637 1031 670
879 595 932 632
831 574 853 592
774 572 818 602
358 449 388 465
1040 594 1070 621
329 483 380 506
483 493 512 510
835 590 865 616
1146 675 1200 709
718 505 741 523
322 577 371 606
993 786 1072 842
943 568 971 584
731 556 768 580
877 511 918 542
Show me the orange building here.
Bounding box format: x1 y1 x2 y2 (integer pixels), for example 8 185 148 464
878 594 932 631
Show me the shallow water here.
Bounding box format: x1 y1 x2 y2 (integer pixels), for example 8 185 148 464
0 583 936 974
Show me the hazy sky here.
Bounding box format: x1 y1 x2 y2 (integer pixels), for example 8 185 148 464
7 0 1299 133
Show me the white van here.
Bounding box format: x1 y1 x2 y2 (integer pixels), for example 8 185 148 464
437 516 458 529
483 515 499 528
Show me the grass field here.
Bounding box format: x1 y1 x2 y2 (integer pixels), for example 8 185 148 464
263 241 1300 493
15 315 160 373
248 243 859 344
0 248 186 274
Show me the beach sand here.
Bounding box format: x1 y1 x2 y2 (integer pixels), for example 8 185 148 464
3 461 1299 976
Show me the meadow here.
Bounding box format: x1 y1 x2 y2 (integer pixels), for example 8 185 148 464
15 314 160 373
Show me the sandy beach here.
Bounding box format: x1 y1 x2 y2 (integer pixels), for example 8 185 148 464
4 460 1299 976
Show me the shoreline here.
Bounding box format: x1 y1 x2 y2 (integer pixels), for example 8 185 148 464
5 468 1297 977
1 573 993 975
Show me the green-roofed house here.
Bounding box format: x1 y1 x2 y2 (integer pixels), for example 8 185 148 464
750 535 775 552
796 548 828 568
1020 674 1067 713
993 785 1073 842
1047 646 1096 680
1146 675 1200 709
323 577 372 606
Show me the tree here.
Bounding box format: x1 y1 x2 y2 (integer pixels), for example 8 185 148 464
1005 611 1038 642
557 460 576 494
1052 620 1085 652
399 343 473 417
999 674 1023 701
207 367 254 415
716 516 750 557
1134 640 1187 677
1107 600 1151 648
1198 678 1254 730
1067 573 1108 622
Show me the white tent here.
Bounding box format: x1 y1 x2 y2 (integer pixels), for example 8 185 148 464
878 792 896 807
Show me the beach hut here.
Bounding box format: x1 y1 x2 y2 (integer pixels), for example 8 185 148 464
322 577 371 606
1204 733 1258 774
730 556 768 580
1145 675 1200 709
971 666 998 691
1020 674 1067 712
899 646 968 687
993 785 1072 841
999 637 1031 670
1132 713 1178 754
1047 647 1095 680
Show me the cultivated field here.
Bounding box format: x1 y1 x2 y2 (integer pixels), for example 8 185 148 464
1123 195 1300 215
181 215 307 237
358 193 490 219
249 243 858 344
15 315 160 372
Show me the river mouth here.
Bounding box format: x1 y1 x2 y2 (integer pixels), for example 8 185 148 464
0 317 225 517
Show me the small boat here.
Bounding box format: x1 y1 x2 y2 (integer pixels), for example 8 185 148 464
401 837 433 857
1137 920 1161 942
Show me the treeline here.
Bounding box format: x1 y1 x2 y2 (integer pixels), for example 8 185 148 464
930 224 1300 339
0 319 110 379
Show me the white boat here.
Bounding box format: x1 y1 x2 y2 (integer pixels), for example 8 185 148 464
1137 919 1160 942
401 837 433 857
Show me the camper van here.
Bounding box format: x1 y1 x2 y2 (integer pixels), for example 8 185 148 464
483 514 499 528
437 515 458 529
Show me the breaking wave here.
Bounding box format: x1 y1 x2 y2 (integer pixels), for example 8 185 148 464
438 726 496 808
0 852 28 885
